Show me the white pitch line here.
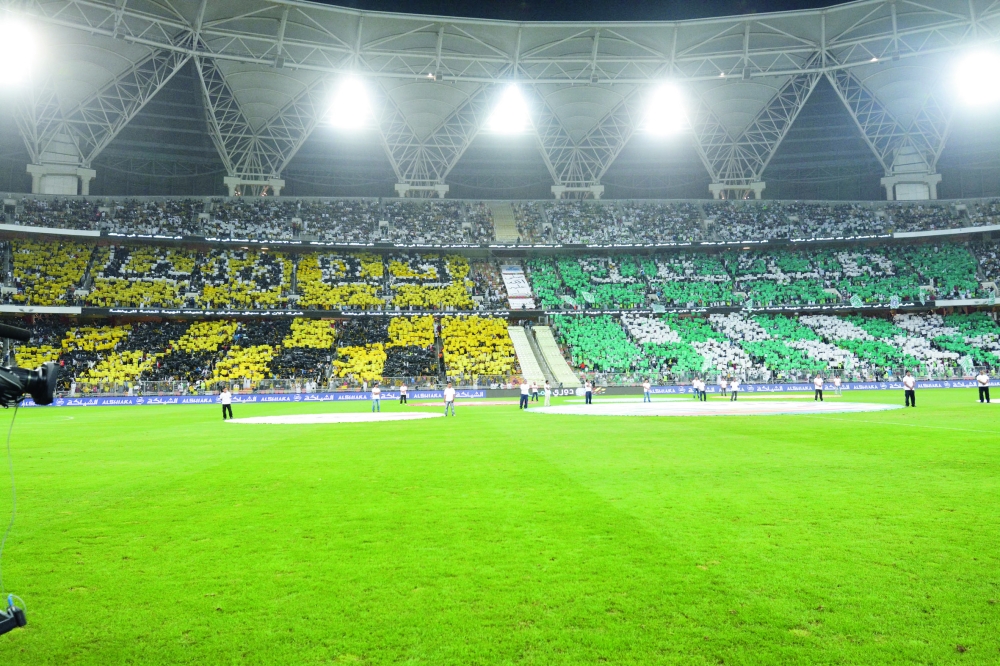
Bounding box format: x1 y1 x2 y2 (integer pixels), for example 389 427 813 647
227 412 443 425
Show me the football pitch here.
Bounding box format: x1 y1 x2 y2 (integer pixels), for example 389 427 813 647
0 389 997 664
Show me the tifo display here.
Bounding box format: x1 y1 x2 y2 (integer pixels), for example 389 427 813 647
7 310 998 393
1 239 997 310
2 197 1000 392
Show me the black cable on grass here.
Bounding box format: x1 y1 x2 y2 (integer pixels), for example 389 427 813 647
0 403 19 597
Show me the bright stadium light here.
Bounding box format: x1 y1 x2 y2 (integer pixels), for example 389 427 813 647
954 50 1000 107
644 83 687 136
0 17 39 88
488 85 530 133
327 77 372 129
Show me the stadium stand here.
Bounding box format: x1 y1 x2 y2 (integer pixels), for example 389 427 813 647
383 200 493 244
512 202 546 243
551 311 1000 383
524 243 986 310
11 240 91 306
440 315 518 380
9 196 1000 244
88 245 197 307
6 305 1000 395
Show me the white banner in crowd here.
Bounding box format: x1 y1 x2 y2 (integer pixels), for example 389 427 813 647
501 265 536 309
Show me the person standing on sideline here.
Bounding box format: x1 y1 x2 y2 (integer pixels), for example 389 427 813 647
718 375 727 397
833 375 842 396
701 378 708 402
220 386 233 420
399 383 408 404
519 380 530 409
371 382 381 413
977 369 991 403
531 381 539 402
730 377 740 401
903 371 916 407
642 378 652 403
692 377 700 400
444 382 456 416
585 380 593 405
543 380 551 407
813 374 824 401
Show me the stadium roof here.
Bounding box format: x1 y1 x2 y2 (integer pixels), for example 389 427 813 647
5 0 1000 198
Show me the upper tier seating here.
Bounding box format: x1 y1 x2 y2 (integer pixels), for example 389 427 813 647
8 196 999 244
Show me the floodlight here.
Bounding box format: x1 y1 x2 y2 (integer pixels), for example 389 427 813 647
645 83 687 136
327 77 372 129
0 17 39 88
955 50 1000 107
488 85 530 134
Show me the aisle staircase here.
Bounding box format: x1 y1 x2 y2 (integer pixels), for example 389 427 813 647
524 327 556 384
533 326 581 387
489 201 519 242
508 326 547 384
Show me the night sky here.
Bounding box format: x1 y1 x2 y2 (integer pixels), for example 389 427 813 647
321 0 840 22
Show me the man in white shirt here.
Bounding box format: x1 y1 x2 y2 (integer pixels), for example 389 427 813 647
585 380 593 405
444 382 456 416
833 375 842 396
519 381 530 409
976 370 990 403
692 378 701 400
220 387 233 420
813 374 824 402
903 371 916 407
399 383 408 404
641 378 651 403
718 376 727 397
543 381 551 407
371 383 381 413
729 377 740 401
530 381 539 403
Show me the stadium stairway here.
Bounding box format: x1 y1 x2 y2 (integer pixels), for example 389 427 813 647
533 326 581 388
508 326 547 384
489 202 519 242
525 326 556 385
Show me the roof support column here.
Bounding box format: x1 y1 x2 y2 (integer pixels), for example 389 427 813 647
25 164 96 195
708 182 765 199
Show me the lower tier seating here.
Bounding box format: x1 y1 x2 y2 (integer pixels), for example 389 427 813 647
7 310 999 391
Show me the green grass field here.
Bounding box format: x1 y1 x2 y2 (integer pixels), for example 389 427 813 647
0 390 997 664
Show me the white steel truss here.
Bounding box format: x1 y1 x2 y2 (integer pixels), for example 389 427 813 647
688 72 821 186
195 57 330 181
532 89 640 190
825 68 952 176
371 83 498 189
15 47 191 168
21 0 1000 85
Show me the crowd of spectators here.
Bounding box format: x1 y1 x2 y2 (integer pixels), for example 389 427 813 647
12 198 102 230
784 203 886 238
513 202 545 243
885 203 967 232
108 199 203 235
529 242 988 310
556 311 1000 382
383 201 487 244
706 202 790 241
11 196 1000 244
469 261 508 309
